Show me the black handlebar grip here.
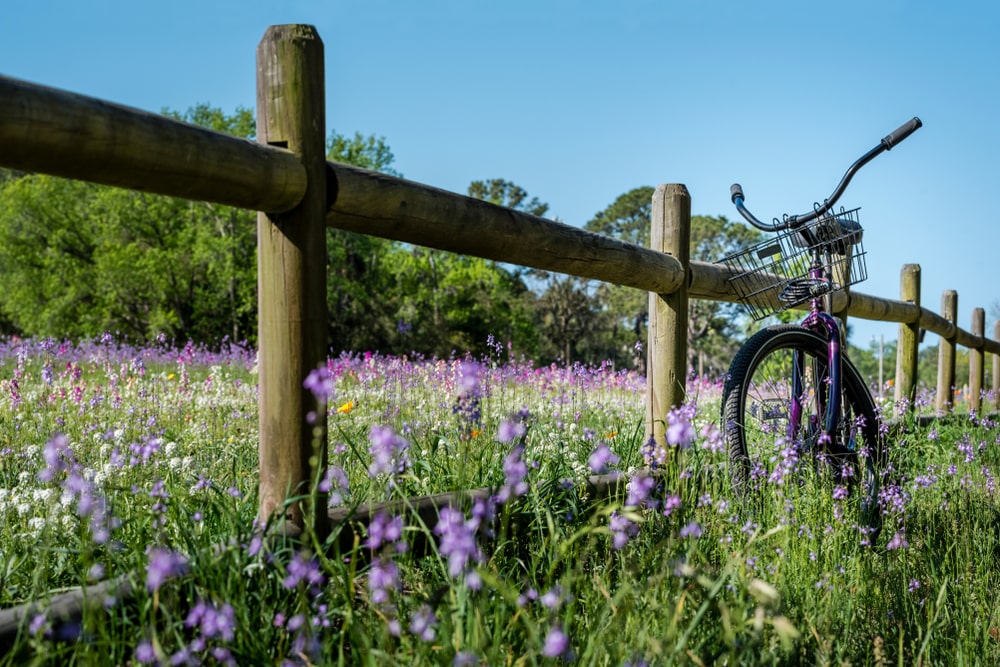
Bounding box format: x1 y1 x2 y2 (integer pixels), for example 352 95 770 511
730 183 744 203
882 117 922 150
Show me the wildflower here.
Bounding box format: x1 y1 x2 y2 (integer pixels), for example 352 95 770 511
303 366 336 404
39 433 74 483
146 548 189 592
700 422 724 453
434 507 484 588
886 531 909 550
134 640 156 664
454 652 479 666
666 408 695 448
626 473 656 508
185 598 237 642
457 360 484 398
497 419 526 443
540 586 567 610
319 465 350 507
588 442 621 474
368 425 411 477
497 444 528 503
336 400 354 414
29 614 47 636
368 557 401 605
609 511 638 549
542 625 570 658
679 521 703 539
661 493 681 517
283 552 325 591
409 605 437 642
365 513 406 552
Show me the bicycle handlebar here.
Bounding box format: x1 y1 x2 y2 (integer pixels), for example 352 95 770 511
731 117 922 232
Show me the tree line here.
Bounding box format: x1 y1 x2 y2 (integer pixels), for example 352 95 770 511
0 106 777 374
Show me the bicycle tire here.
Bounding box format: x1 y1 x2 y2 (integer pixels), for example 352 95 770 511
722 324 883 538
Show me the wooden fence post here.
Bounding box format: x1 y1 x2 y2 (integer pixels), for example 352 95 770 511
969 307 985 414
646 184 690 447
256 25 329 539
994 321 1000 413
894 264 921 409
935 290 958 414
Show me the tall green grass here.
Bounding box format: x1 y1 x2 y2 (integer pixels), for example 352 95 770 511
0 337 997 665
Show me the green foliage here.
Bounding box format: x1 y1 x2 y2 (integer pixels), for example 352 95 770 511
0 104 260 344
467 178 549 217
327 130 398 175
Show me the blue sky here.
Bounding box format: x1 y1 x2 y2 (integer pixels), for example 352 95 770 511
2 1 996 351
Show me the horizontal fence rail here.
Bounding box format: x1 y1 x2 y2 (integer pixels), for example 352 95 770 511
326 162 686 294
0 75 307 213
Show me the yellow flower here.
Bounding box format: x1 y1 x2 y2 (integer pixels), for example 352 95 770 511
337 400 354 414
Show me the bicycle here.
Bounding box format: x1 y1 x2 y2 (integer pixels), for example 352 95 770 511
718 117 922 540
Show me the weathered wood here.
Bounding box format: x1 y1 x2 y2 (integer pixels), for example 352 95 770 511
326 472 630 558
0 75 306 213
994 321 1000 412
325 162 685 295
256 25 330 538
936 291 958 413
969 308 985 413
895 264 921 408
646 184 690 446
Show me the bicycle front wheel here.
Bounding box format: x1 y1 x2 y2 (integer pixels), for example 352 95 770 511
722 325 883 537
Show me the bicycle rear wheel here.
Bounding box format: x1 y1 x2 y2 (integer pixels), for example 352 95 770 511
722 325 883 539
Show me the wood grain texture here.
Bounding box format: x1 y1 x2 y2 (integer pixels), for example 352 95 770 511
256 25 330 538
0 75 306 213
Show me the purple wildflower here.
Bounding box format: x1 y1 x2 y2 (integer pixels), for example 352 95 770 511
365 513 406 552
39 433 74 482
185 598 237 642
434 507 484 587
497 419 526 443
303 366 336 404
661 493 681 517
497 444 529 503
542 625 570 658
609 511 638 549
368 557 400 606
368 425 411 477
679 521 703 539
588 442 621 475
457 360 484 397
666 408 695 448
409 605 437 642
539 586 563 610
134 640 156 664
626 473 656 508
146 548 188 592
886 531 909 550
319 464 350 507
283 552 325 591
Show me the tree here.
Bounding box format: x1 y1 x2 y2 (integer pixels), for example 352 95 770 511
467 179 549 216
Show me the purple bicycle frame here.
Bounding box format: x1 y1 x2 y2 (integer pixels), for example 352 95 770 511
787 261 842 444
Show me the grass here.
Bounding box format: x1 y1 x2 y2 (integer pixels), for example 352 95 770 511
0 336 998 665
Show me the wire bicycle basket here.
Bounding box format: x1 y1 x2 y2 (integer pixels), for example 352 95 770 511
718 207 868 320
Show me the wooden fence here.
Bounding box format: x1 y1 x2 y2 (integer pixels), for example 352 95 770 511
1 24 999 547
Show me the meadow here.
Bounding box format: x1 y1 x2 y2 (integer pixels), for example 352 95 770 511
0 335 998 665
